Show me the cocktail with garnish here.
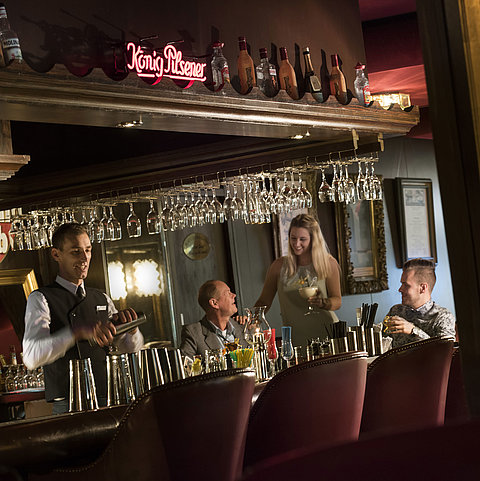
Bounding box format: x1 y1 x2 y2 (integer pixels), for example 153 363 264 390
299 285 318 315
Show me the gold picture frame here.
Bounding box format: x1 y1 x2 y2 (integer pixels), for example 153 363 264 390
335 199 388 294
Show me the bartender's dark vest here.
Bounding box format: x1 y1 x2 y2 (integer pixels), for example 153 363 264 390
38 282 109 402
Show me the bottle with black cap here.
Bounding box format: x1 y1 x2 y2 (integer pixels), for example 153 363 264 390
302 47 323 102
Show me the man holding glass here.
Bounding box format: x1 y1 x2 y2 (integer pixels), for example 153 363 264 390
180 280 248 358
23 223 144 414
384 258 456 347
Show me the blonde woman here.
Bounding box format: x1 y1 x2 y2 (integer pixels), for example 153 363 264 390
255 214 341 347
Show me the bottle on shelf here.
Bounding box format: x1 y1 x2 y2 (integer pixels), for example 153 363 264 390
9 345 17 366
302 47 323 102
256 47 278 97
0 3 22 67
278 47 299 100
211 42 230 92
354 62 372 106
237 36 256 94
330 54 348 104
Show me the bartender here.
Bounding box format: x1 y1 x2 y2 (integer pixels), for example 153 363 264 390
23 223 144 414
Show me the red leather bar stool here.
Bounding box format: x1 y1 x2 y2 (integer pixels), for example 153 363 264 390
360 336 454 438
243 351 368 471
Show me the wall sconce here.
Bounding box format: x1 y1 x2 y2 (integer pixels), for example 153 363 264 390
132 259 162 297
371 92 411 110
107 261 128 300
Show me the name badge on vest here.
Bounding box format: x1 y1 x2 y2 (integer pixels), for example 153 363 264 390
96 305 107 311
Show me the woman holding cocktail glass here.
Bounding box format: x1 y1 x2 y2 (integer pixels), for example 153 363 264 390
255 214 341 348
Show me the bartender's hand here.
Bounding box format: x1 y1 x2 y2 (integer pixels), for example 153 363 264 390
72 321 116 347
233 315 248 325
384 315 415 334
111 308 138 335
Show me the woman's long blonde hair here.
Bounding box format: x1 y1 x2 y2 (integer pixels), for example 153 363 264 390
284 214 331 279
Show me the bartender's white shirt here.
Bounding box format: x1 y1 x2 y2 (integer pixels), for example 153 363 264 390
22 275 144 370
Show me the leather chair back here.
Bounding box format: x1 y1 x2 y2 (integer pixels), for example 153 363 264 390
29 368 255 481
241 417 480 481
360 337 454 438
243 352 368 469
445 346 470 423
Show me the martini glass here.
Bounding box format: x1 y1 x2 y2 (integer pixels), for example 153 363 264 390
299 286 318 315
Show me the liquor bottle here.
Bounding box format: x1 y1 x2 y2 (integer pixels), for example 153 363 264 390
211 42 230 92
255 47 278 97
9 345 17 366
330 54 348 104
237 36 256 94
0 3 22 67
278 47 299 100
354 62 372 106
302 47 323 102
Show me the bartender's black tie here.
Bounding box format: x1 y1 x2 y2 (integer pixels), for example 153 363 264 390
76 285 85 299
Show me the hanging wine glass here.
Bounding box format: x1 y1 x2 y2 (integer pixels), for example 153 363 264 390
370 154 383 200
266 174 279 214
161 195 173 232
280 171 292 212
146 199 161 234
88 206 104 243
186 191 197 228
332 162 345 203
107 205 122 240
223 183 235 221
126 202 142 238
298 171 313 208
356 160 367 201
288 171 300 210
100 206 111 241
211 187 225 223
229 180 241 221
344 163 356 205
318 166 333 203
9 214 24 251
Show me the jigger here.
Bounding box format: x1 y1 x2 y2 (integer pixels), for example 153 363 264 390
69 358 98 413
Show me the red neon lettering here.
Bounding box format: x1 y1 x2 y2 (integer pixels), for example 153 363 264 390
126 42 206 87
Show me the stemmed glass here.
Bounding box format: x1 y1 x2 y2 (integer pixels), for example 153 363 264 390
356 160 368 201
332 163 345 203
107 205 122 240
100 206 111 241
281 326 294 369
161 195 173 231
23 216 33 250
223 184 235 221
126 202 141 238
297 171 313 208
299 281 318 315
146 199 161 234
343 164 356 205
232 181 243 220
318 166 333 203
265 332 278 378
211 188 225 224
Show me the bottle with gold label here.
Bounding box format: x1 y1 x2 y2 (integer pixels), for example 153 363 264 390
330 54 348 104
278 47 299 100
237 36 256 94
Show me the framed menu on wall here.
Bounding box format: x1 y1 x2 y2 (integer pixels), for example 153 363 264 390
395 178 437 265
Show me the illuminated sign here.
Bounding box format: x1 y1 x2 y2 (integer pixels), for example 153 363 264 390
0 223 10 263
126 43 207 88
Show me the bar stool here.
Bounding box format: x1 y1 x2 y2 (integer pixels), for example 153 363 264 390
360 336 454 438
243 351 368 470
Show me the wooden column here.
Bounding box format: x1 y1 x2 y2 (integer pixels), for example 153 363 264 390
0 120 13 155
417 0 480 416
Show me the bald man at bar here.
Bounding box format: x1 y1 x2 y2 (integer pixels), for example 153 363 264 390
180 280 248 358
384 258 456 347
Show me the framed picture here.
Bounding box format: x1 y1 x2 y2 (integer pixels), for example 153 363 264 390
335 198 388 294
395 178 437 265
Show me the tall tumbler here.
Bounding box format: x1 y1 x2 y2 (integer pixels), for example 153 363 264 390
168 349 186 381
106 353 136 407
139 348 165 391
69 358 98 413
